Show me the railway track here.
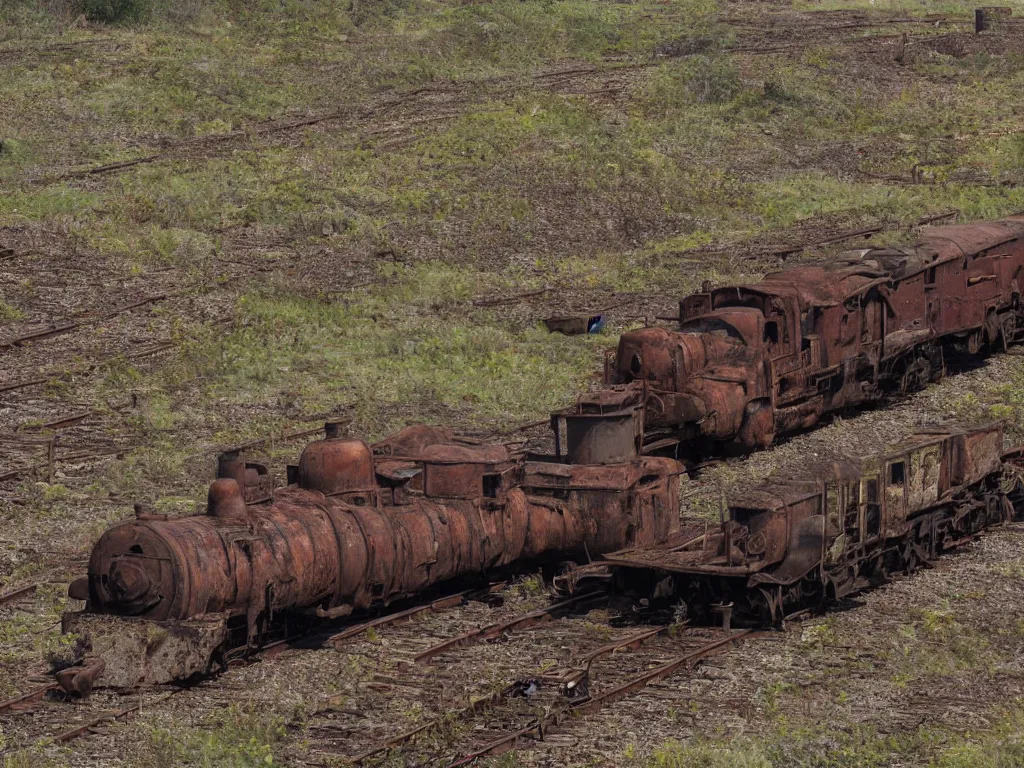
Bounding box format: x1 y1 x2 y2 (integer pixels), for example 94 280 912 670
0 582 525 758
0 686 176 761
0 584 626 761
287 593 757 767
443 628 754 768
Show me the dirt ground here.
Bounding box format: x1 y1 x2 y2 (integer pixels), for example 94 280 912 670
5 0 1024 765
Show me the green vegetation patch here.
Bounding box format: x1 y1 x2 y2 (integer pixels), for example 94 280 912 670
180 266 610 433
638 705 1024 768
143 705 286 767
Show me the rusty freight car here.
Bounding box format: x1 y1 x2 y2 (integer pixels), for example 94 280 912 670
594 423 1023 626
572 216 1024 456
59 413 680 690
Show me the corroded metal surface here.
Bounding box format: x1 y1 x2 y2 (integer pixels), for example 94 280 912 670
590 216 1024 455
604 422 1021 624
63 215 1024 692
68 415 680 685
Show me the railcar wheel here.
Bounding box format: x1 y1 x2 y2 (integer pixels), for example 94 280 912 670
901 539 920 575
1000 311 1016 350
794 578 825 614
737 399 775 450
882 548 902 576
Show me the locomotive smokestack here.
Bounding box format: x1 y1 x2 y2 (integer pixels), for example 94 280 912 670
217 450 241 476
324 421 343 439
217 450 245 489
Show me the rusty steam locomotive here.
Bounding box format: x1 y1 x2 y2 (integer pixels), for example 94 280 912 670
563 216 1024 457
61 413 680 688
57 215 1024 693
588 422 1024 626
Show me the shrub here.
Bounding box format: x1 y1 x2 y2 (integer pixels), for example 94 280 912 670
349 0 414 27
683 54 742 104
80 0 150 24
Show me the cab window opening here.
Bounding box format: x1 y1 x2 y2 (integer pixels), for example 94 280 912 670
889 461 905 486
483 474 501 499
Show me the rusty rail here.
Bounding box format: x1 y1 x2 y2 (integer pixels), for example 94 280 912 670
731 211 956 269
0 446 133 484
572 629 755 714
0 684 55 714
445 629 754 766
0 294 169 352
223 586 495 668
917 210 959 226
766 225 882 258
414 593 606 664
51 691 178 745
182 416 352 465
2 680 200 756
347 623 665 764
0 341 174 395
0 583 38 607
347 687 513 764
19 411 98 432
329 587 499 647
579 625 666 670
3 590 493 756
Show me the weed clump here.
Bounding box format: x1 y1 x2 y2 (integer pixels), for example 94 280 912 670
0 300 25 321
80 0 150 24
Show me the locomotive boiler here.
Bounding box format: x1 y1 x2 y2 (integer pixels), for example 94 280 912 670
572 216 1024 456
61 414 680 688
597 422 1024 625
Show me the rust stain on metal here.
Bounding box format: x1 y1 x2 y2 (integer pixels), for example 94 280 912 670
603 422 1020 625
68 412 679 685
586 215 1024 457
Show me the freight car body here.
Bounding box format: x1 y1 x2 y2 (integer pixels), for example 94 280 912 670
581 217 1024 456
61 417 679 688
600 423 1022 626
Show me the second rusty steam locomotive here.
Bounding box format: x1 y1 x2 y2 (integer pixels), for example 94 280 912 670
567 216 1024 457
